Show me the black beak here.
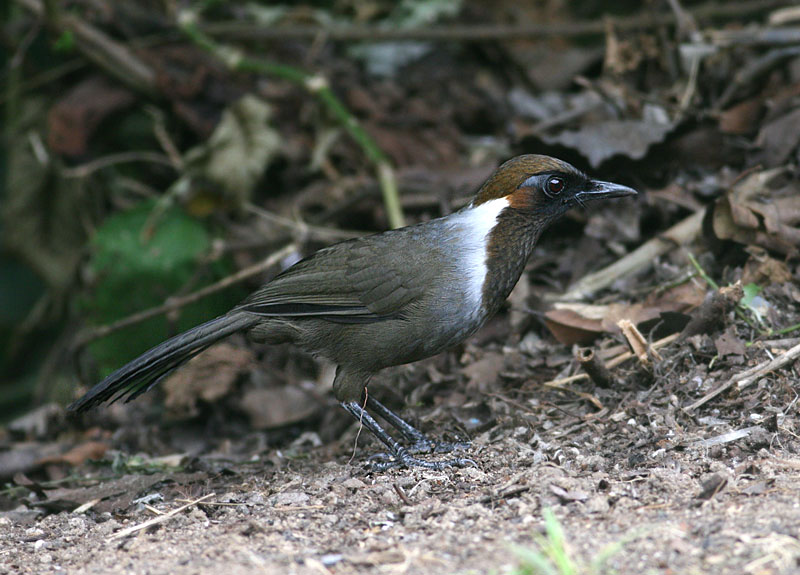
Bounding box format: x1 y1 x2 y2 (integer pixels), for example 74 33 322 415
575 180 638 203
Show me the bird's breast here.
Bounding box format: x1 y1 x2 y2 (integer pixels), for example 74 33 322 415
446 197 511 310
411 197 512 349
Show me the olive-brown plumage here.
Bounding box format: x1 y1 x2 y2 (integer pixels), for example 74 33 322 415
69 155 636 469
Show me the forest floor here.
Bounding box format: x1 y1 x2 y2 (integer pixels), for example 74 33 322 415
3 316 800 575
3 1 800 574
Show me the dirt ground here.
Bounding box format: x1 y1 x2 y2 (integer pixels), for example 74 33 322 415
4 1 800 574
3 327 800 575
5 447 800 575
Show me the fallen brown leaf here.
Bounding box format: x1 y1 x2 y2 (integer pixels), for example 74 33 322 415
38 441 108 467
163 343 254 418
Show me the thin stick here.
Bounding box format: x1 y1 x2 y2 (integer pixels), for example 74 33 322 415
109 493 215 541
544 333 680 388
60 151 175 178
685 341 800 412
244 203 365 241
15 0 157 96
179 11 405 229
576 347 617 388
200 1 785 43
73 243 296 349
556 210 705 302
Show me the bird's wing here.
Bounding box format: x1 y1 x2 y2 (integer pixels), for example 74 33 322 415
237 232 429 323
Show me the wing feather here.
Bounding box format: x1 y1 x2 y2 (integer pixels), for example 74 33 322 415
237 231 429 322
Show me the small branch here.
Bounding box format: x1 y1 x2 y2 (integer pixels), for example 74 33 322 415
686 252 718 290
708 27 800 47
556 209 705 302
678 282 743 340
179 10 405 229
15 0 157 97
684 341 800 412
60 151 175 178
244 203 365 242
73 243 297 349
618 319 661 365
109 493 215 541
200 0 787 43
576 347 617 388
715 46 800 109
544 333 680 389
772 323 800 337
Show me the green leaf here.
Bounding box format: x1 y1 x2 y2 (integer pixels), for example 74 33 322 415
84 200 240 374
740 283 762 308
53 30 75 53
739 282 767 325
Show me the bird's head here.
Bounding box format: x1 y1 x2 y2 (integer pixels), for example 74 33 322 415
472 155 637 222
461 155 637 308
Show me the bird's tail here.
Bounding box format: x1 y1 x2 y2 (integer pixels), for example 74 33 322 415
68 311 257 412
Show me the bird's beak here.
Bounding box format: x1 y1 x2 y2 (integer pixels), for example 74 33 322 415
576 180 638 202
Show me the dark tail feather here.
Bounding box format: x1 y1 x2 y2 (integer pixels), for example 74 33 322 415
68 312 257 413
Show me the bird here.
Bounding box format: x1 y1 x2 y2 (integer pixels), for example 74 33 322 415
69 155 637 470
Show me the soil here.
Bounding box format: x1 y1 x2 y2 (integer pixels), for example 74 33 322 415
3 329 800 575
3 3 800 574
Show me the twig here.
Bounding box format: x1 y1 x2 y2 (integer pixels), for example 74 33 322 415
272 505 326 511
556 209 705 302
73 243 297 349
15 0 157 96
393 483 412 506
692 427 762 448
479 485 531 504
109 493 215 541
178 10 404 229
684 341 800 412
148 107 185 169
772 323 800 337
244 203 366 242
0 58 84 107
174 499 247 507
618 319 661 365
686 252 718 289
715 46 800 109
143 504 164 515
200 0 787 43
769 6 800 26
60 151 175 178
708 27 800 47
544 333 680 388
576 347 617 388
72 498 101 514
667 0 700 40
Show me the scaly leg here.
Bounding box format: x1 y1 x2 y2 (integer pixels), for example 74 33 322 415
341 401 475 471
365 396 471 455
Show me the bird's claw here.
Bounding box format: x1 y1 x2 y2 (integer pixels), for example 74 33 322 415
368 438 471 463
366 447 477 472
407 439 472 455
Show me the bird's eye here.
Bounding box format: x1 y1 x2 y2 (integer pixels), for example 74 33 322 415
546 177 564 196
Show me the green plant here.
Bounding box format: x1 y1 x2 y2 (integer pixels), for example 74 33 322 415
512 508 625 575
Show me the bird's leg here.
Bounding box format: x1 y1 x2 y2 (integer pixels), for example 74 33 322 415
365 396 471 455
341 401 475 471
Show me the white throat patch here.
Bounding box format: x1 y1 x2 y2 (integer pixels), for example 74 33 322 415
451 197 509 308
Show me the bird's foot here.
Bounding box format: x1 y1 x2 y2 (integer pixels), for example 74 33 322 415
406 438 472 455
363 396 471 455
342 400 475 471
367 446 476 471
